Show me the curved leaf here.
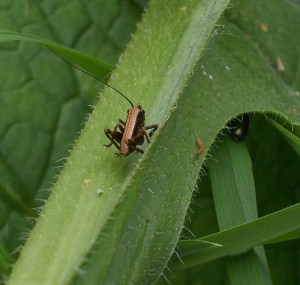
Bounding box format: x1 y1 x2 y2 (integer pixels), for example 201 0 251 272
0 29 113 79
4 1 300 285
6 1 230 285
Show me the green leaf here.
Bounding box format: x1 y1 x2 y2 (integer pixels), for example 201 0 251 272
173 137 299 284
173 203 300 268
0 29 113 80
160 0 300 283
268 118 300 156
5 1 230 285
1 0 300 285
209 138 258 228
209 137 271 285
0 0 146 282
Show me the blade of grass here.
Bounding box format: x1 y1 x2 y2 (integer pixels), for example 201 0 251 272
266 228 300 244
208 137 272 284
268 118 300 156
209 138 258 228
173 203 300 269
0 29 113 79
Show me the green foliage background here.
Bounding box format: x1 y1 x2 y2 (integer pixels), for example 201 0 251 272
0 0 147 280
0 0 299 285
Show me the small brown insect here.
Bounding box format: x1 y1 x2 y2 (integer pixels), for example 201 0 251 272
104 101 158 156
47 47 158 156
196 138 204 158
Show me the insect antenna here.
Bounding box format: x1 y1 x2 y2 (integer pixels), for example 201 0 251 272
47 45 134 107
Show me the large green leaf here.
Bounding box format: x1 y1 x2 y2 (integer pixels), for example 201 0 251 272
0 0 146 281
1 0 300 285
4 0 231 284
159 1 300 284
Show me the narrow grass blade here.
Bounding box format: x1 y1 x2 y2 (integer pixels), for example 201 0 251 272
208 138 271 284
173 203 300 269
268 118 300 156
0 29 113 79
209 138 258 228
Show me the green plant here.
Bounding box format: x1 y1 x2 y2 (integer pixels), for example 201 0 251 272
0 1 299 285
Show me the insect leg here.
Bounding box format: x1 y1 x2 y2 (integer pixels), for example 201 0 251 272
103 118 126 150
117 119 126 133
130 124 158 145
139 124 159 143
141 129 151 143
129 142 144 154
103 119 125 150
145 124 159 137
103 128 121 150
134 147 144 154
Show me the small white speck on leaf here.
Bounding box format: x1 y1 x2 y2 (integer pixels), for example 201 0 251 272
96 189 104 196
